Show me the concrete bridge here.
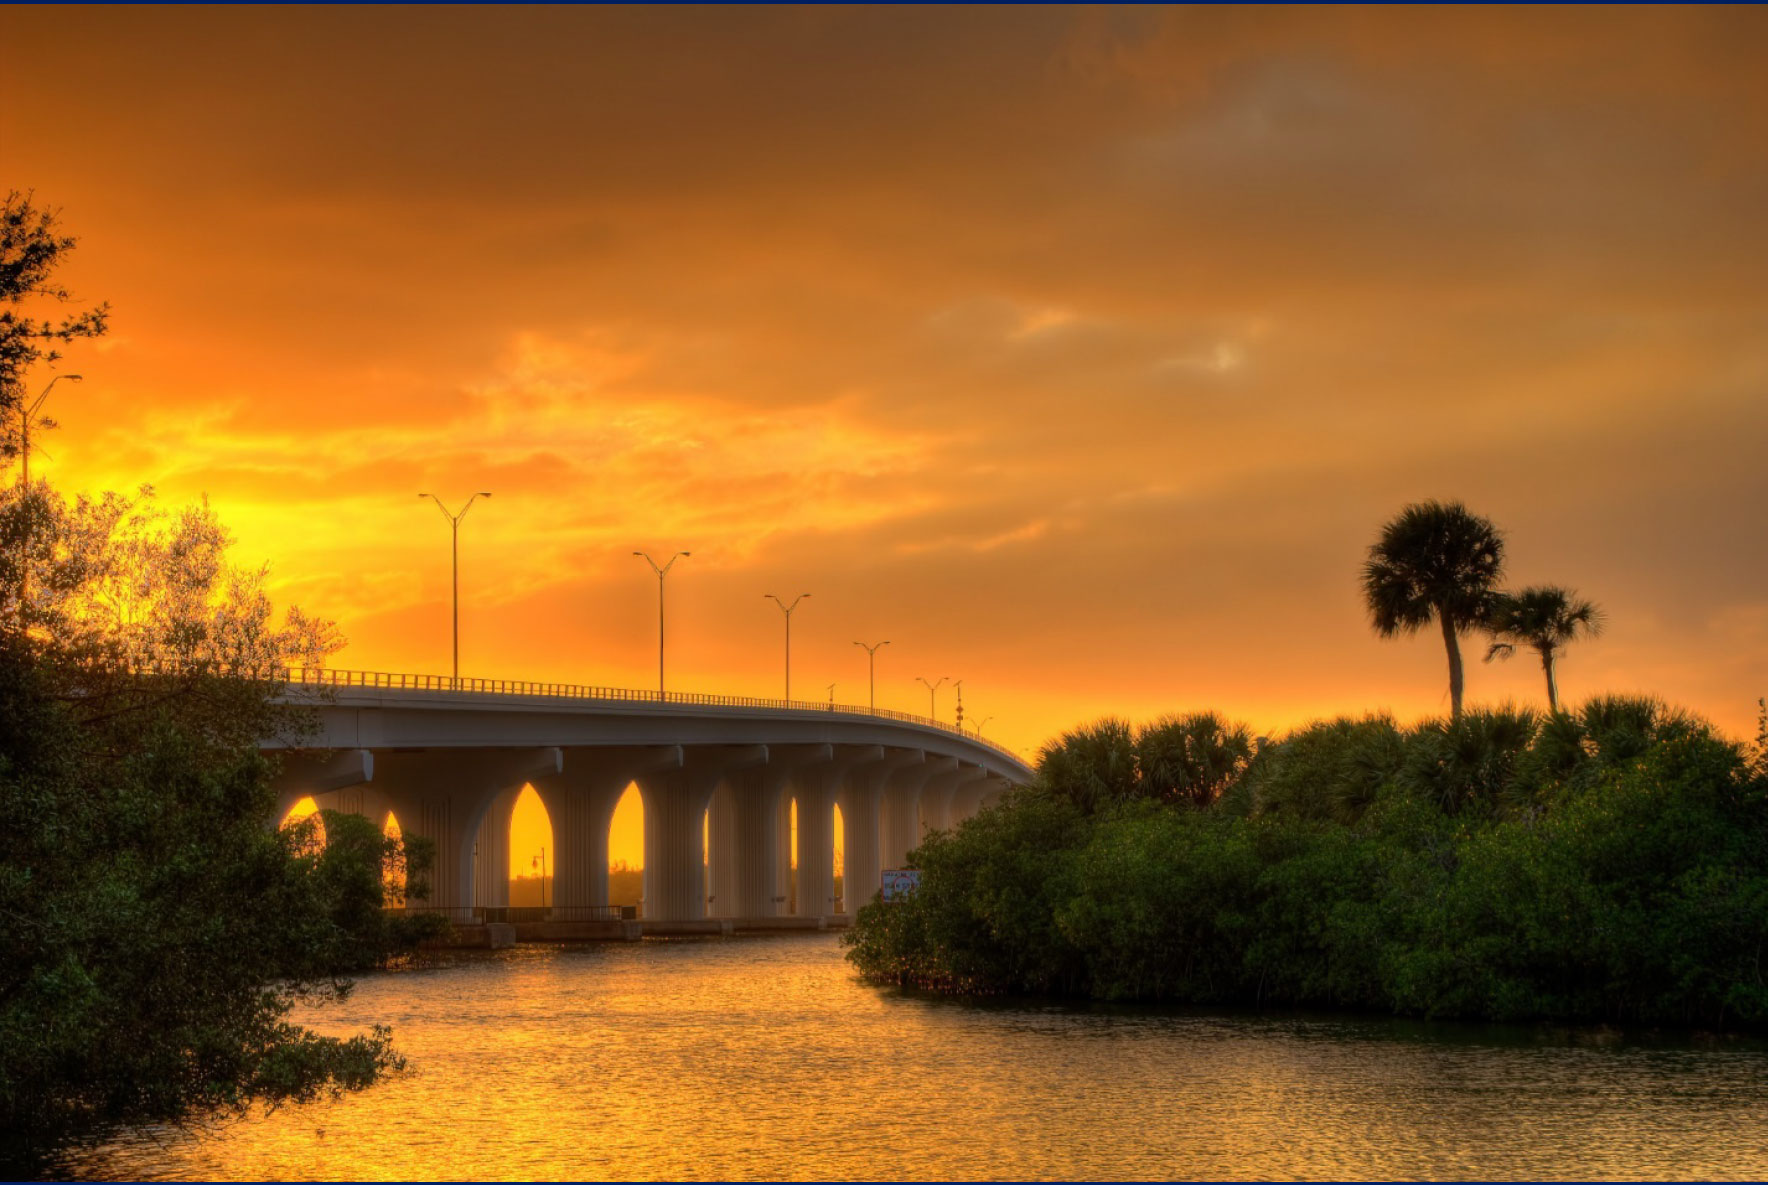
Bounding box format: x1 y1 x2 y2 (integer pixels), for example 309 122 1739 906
266 670 1032 928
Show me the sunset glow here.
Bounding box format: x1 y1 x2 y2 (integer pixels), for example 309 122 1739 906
8 5 1764 773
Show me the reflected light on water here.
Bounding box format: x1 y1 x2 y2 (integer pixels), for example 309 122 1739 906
57 935 1768 1181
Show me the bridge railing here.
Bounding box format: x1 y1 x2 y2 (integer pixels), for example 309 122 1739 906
272 665 1020 759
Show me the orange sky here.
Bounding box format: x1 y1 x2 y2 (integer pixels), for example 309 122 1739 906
7 5 1767 770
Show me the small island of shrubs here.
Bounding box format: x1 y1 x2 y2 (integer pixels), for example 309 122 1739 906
846 500 1768 1032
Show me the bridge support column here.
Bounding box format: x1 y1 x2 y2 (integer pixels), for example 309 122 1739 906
318 784 392 831
635 768 722 921
271 749 375 826
881 757 956 868
366 748 562 920
534 748 680 915
917 765 973 844
794 782 837 920
726 766 790 918
949 776 1005 826
839 749 920 911
706 784 739 917
838 784 880 913
474 786 519 909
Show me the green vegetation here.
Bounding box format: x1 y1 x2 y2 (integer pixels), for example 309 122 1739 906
1362 500 1505 721
1 194 440 1166
846 698 1768 1028
850 501 1766 1031
1483 586 1603 713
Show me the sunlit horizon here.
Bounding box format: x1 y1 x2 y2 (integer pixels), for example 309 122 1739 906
9 6 1764 766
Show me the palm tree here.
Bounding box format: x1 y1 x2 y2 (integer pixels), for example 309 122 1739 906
1362 500 1505 721
1484 586 1602 713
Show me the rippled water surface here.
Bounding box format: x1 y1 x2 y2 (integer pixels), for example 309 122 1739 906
61 933 1768 1181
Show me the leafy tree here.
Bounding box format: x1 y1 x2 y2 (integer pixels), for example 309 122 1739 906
1134 712 1254 808
1484 586 1603 712
1362 500 1505 721
1243 714 1406 824
0 201 432 1167
849 693 1768 1029
0 484 441 1165
1398 704 1540 818
1035 717 1137 816
1 192 108 449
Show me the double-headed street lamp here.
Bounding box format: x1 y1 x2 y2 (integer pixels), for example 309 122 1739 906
417 491 491 683
765 592 810 700
972 715 994 738
634 551 690 696
916 675 949 721
853 639 890 712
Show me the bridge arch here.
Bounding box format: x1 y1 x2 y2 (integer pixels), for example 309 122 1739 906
608 782 644 913
266 681 1033 924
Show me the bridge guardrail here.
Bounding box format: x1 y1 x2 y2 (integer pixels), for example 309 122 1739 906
257 664 1022 761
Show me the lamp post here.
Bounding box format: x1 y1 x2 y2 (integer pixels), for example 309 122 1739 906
973 716 994 739
826 682 836 710
16 374 81 611
18 373 81 492
853 639 890 712
916 676 949 721
634 550 690 696
953 679 965 736
417 491 491 683
764 592 810 699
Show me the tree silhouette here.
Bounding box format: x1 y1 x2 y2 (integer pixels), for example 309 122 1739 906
1484 586 1602 713
1362 500 1505 721
1 191 109 431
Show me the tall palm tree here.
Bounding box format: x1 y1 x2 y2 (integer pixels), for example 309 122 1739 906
1484 585 1602 713
1362 500 1505 721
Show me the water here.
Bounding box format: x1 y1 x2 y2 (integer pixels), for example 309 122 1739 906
59 934 1768 1181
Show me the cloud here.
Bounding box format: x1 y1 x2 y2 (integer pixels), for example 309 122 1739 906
7 6 1766 748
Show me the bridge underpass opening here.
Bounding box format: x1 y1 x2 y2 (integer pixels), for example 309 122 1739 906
608 782 643 912
507 784 554 909
383 810 406 907
279 795 325 853
832 803 845 913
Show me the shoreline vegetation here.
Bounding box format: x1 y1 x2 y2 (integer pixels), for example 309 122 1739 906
845 495 1767 1032
844 697 1768 1030
1 193 445 1168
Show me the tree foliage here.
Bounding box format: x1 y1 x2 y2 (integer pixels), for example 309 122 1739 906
1362 500 1505 720
1 192 108 447
847 696 1768 1033
0 200 434 1167
1484 585 1603 712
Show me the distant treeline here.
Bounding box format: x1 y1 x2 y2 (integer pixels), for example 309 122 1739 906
844 698 1768 1031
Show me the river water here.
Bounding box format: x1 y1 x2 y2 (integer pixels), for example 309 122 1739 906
59 933 1768 1181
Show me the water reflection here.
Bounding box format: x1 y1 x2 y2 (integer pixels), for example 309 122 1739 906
59 934 1768 1181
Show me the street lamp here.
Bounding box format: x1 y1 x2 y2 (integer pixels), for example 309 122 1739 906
18 373 81 491
15 373 80 610
634 551 690 696
852 639 890 712
416 491 491 683
973 716 994 738
916 676 949 721
764 592 810 700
